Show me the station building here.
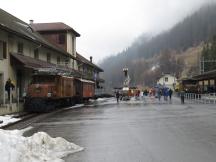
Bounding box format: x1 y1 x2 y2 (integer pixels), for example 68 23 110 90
0 9 104 105
193 70 216 93
31 22 105 94
157 74 177 90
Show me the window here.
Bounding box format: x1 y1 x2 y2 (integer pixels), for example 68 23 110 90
58 34 65 44
17 42 23 54
0 41 7 59
34 49 39 59
57 56 60 65
47 53 51 63
65 59 69 66
165 77 168 82
210 80 215 86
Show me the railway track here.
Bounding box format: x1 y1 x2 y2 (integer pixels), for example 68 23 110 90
1 106 76 130
1 112 40 130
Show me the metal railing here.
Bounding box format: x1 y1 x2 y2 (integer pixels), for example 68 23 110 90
182 92 216 104
95 88 106 96
0 87 21 107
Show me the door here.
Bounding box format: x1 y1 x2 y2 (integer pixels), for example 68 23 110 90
0 73 3 104
17 70 22 97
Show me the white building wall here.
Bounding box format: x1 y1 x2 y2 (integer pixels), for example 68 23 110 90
0 30 9 102
67 32 77 70
0 29 72 98
157 74 177 90
66 32 76 56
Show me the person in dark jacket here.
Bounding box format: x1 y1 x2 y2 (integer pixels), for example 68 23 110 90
168 88 173 100
180 91 185 104
5 78 15 101
116 91 120 103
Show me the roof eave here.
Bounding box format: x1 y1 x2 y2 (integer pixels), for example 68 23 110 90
0 24 77 60
36 29 81 37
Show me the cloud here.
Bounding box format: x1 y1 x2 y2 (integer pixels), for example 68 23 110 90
1 0 215 63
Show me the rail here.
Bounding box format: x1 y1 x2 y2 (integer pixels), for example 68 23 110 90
180 92 216 104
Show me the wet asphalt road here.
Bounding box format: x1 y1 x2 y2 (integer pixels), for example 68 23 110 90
25 97 216 162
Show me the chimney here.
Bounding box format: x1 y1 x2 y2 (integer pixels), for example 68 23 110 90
90 56 92 63
29 20 34 24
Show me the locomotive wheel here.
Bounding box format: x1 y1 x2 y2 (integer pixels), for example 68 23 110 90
70 98 75 106
25 98 55 113
24 98 45 112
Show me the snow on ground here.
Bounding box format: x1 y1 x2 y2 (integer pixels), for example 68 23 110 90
89 97 117 106
0 127 83 162
64 104 85 110
89 97 111 103
0 115 21 127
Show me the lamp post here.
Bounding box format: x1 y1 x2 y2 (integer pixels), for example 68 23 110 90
123 68 130 89
123 68 128 77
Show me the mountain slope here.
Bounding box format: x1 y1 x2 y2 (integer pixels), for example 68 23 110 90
100 3 216 88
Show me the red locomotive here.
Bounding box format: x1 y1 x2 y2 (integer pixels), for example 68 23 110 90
24 72 95 112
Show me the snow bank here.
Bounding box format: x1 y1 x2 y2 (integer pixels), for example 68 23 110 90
0 115 20 127
0 128 83 162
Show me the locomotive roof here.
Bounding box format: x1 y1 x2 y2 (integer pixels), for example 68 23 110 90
33 72 74 77
76 78 95 84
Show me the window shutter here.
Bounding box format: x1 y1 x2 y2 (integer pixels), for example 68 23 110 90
3 42 7 59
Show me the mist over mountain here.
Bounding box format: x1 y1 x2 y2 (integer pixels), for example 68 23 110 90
100 3 216 89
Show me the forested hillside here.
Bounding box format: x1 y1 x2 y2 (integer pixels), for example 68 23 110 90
100 3 216 89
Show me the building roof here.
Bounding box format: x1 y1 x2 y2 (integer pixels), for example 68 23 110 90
76 53 104 72
10 52 56 69
31 22 80 37
193 70 216 80
10 53 81 77
0 9 77 60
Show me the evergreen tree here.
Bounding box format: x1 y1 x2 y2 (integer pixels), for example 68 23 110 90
202 36 216 71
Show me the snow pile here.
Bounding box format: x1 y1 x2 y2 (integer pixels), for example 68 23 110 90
0 115 20 127
0 128 83 162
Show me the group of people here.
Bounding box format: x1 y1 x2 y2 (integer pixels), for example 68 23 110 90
156 87 173 101
115 87 174 103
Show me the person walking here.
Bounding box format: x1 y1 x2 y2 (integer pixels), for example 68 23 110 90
163 88 168 101
180 90 185 104
116 91 120 103
157 88 162 101
5 78 15 101
169 88 173 100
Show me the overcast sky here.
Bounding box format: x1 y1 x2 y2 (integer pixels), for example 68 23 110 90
1 0 215 63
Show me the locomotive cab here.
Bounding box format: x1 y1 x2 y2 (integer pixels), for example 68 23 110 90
27 74 57 98
24 73 77 112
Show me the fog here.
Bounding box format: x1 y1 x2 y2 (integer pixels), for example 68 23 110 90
1 0 215 63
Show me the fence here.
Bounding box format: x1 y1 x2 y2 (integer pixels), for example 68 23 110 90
182 92 216 104
95 88 106 96
0 87 21 107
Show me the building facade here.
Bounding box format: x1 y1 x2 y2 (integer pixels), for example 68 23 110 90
31 22 80 70
193 70 216 93
76 53 104 94
0 9 104 103
31 22 104 93
157 74 177 90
